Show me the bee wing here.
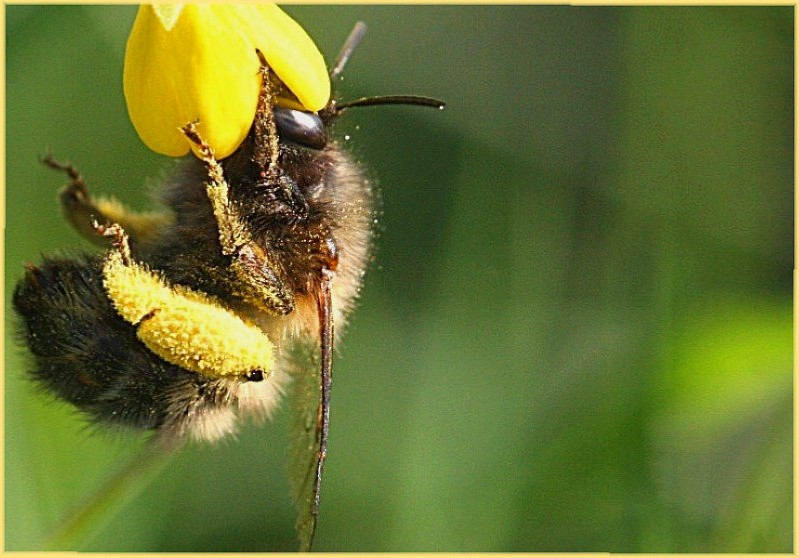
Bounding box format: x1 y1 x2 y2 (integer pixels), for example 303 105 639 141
289 272 334 551
288 341 323 551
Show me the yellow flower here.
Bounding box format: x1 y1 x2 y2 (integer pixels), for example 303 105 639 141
123 4 330 159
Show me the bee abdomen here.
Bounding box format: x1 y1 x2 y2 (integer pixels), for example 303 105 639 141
12 256 198 431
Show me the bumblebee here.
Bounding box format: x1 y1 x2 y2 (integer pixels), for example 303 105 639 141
13 22 443 550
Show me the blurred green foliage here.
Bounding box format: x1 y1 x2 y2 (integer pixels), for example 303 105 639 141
5 5 792 552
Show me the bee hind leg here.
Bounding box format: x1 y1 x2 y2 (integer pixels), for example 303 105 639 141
42 153 172 248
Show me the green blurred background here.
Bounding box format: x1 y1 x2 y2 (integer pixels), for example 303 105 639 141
5 5 793 552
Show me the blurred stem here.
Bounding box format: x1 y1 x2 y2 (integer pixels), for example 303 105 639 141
40 440 177 550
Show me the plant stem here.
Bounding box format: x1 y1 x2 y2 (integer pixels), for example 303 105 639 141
41 440 176 550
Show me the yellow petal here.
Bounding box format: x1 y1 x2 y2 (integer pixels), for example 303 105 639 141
124 5 260 158
123 4 331 159
228 5 331 112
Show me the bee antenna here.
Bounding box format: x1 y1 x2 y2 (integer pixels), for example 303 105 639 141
333 95 446 115
327 22 446 116
330 21 368 80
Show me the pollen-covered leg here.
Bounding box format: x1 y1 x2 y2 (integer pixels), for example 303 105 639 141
42 153 172 247
180 121 295 315
252 55 281 171
13 253 277 441
98 222 276 381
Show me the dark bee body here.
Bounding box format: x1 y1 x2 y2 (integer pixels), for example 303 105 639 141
13 96 373 443
13 21 442 550
147 123 371 333
14 254 233 435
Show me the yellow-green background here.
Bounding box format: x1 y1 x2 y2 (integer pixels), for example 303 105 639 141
5 5 792 552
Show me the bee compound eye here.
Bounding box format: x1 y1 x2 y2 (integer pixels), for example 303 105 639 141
245 369 265 382
273 107 327 150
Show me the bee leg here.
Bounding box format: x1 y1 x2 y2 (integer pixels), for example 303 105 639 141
92 221 133 263
95 220 277 382
180 122 295 315
42 153 172 248
253 52 280 171
41 153 104 244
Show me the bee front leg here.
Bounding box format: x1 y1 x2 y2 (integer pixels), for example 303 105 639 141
180 123 294 315
42 153 172 248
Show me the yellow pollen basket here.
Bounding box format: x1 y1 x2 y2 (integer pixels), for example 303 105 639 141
102 250 275 380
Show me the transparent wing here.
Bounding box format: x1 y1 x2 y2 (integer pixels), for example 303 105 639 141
288 272 334 552
287 341 322 551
